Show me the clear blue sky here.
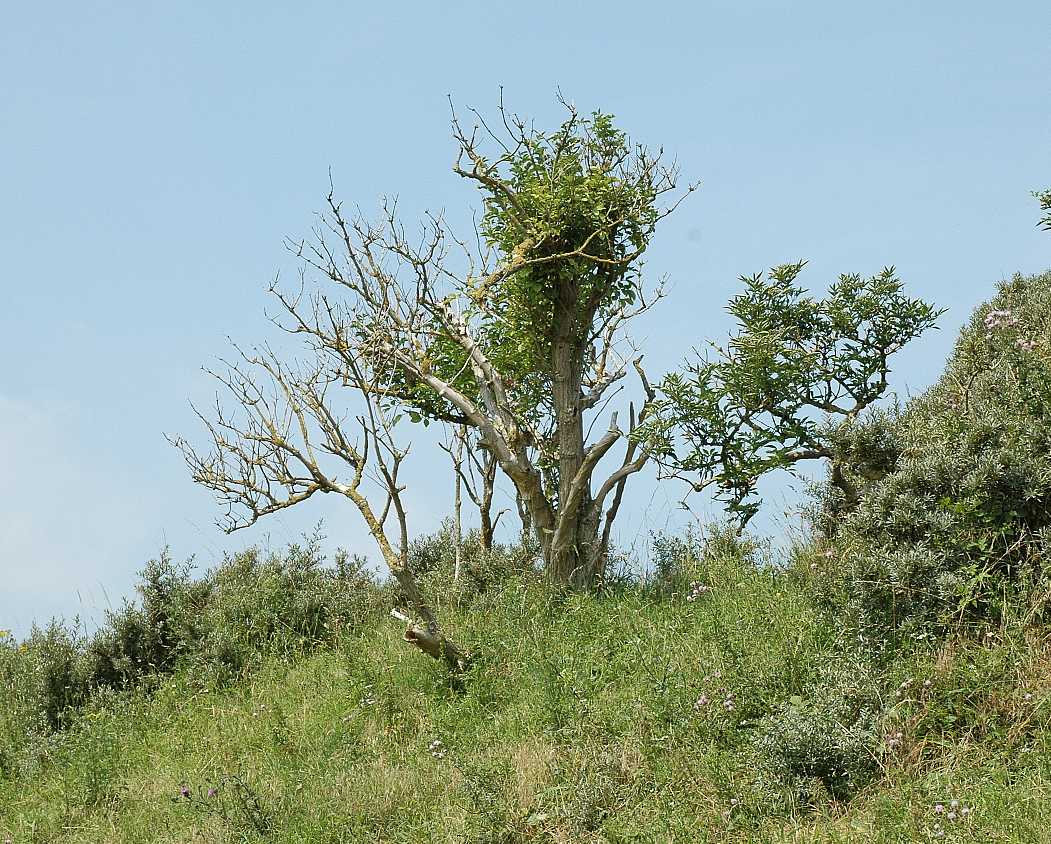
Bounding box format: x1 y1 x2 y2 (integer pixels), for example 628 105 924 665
2 1 1048 636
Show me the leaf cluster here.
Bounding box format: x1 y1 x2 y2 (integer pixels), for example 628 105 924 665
469 107 671 364
1035 187 1051 231
636 262 942 522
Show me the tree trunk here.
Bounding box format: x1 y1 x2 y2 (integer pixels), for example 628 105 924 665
390 567 468 674
479 505 494 554
547 285 594 587
453 432 463 582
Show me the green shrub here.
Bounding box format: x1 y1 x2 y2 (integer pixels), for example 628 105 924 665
646 522 767 598
0 537 386 773
408 520 542 606
172 540 384 685
80 551 200 692
754 651 884 804
0 621 87 777
824 269 1051 639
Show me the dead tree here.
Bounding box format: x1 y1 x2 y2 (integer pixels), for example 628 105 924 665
168 350 467 673
440 424 507 565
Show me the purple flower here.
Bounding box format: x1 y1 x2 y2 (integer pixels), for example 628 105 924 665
178 784 191 799
207 786 219 798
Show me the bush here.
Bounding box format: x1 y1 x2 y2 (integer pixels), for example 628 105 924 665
823 269 1051 639
0 621 86 777
80 551 201 692
646 522 767 598
754 651 884 804
0 537 385 773
408 520 541 605
183 541 382 685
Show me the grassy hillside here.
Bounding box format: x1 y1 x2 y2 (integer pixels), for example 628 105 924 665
3 535 1051 843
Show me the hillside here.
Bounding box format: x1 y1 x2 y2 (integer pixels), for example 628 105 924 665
3 536 1051 843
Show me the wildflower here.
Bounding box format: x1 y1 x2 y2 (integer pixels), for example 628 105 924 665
1017 337 1037 352
922 679 932 689
983 308 1018 332
207 787 218 798
428 738 446 759
686 581 710 602
934 804 945 814
693 693 710 711
1024 692 1034 702
179 784 191 799
960 806 971 817
722 693 735 712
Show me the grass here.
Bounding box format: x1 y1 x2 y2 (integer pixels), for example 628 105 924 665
3 544 1051 843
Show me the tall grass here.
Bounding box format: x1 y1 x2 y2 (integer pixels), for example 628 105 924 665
2 526 1050 842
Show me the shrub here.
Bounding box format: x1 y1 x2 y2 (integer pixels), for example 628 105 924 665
646 522 766 598
0 621 87 777
408 520 541 606
80 551 200 692
0 537 386 770
824 269 1051 639
754 651 884 804
175 540 384 685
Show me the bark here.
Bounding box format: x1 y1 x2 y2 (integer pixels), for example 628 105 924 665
452 431 463 582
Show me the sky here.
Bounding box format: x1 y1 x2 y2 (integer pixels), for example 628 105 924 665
2 1 1048 637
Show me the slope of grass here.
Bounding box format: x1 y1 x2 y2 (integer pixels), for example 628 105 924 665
3 547 1050 843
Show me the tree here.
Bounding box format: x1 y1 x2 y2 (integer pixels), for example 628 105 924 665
282 98 690 588
634 262 942 525
168 350 468 672
439 423 507 577
172 96 694 646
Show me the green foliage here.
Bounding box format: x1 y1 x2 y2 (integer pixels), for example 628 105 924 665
380 104 675 435
1035 187 1051 231
180 540 382 685
476 110 661 355
408 522 541 606
5 535 1051 842
0 539 385 779
754 652 884 803
638 263 941 523
827 269 1051 639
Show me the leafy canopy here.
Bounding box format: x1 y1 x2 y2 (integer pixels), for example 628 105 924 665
635 262 942 523
383 107 672 428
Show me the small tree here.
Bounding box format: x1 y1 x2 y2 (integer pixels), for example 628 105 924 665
439 423 507 576
635 262 942 525
172 97 693 679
